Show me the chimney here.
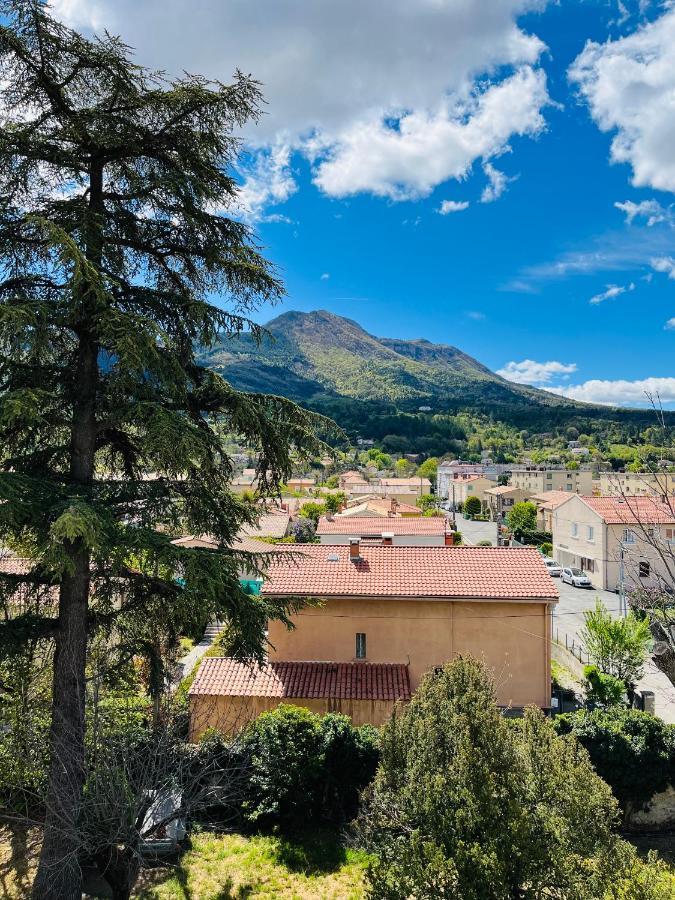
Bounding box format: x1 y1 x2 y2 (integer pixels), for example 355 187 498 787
444 532 455 546
349 538 362 562
390 497 398 515
382 532 394 546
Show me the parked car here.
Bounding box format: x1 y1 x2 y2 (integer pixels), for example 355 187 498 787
561 567 592 588
543 557 562 577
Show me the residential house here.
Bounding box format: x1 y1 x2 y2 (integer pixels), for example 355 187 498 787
188 543 558 738
552 494 675 591
449 474 494 510
347 477 432 503
598 471 675 497
316 515 450 546
509 467 593 496
484 485 529 520
231 468 258 494
338 470 369 492
436 460 485 498
286 476 316 493
530 491 574 532
342 497 423 518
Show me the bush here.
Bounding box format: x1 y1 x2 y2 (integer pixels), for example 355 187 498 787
539 541 553 556
463 495 481 518
240 705 379 829
581 600 651 688
554 707 675 821
359 657 657 900
476 539 492 546
583 664 626 708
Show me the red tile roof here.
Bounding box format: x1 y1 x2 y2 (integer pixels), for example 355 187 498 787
261 545 558 600
240 512 291 539
317 516 447 535
377 478 431 487
189 658 411 701
485 485 524 495
580 495 675 524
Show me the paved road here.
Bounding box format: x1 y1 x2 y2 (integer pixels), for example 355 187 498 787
452 513 498 546
553 578 675 722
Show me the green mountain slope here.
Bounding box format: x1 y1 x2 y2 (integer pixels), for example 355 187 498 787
201 309 579 411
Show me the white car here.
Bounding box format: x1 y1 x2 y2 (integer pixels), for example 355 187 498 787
543 558 562 577
561 566 592 588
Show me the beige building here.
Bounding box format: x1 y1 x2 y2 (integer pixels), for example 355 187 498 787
484 485 529 520
188 543 558 738
316 515 450 546
510 467 593 496
286 476 316 493
598 471 675 497
552 494 675 592
341 497 423 518
450 474 495 510
530 491 574 532
338 470 369 492
347 477 432 504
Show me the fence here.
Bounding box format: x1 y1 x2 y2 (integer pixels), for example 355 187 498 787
553 626 590 666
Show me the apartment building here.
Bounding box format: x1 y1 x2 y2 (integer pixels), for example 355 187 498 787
598 471 675 497
510 467 593 496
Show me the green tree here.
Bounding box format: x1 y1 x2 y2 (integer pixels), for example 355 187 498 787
395 457 415 477
323 491 346 514
416 456 438 481
581 601 651 688
298 501 326 524
507 500 537 533
0 5 328 895
360 657 655 900
463 494 481 518
555 707 675 823
415 493 439 514
583 665 626 708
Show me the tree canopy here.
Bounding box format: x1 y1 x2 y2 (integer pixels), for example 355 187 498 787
0 2 329 895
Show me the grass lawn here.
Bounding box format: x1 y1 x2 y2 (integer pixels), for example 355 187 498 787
135 829 370 899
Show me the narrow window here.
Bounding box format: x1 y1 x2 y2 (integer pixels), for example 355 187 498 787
571 523 578 537
623 529 636 544
355 633 367 659
587 525 594 541
639 561 650 578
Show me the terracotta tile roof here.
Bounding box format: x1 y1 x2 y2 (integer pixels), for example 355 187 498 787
0 555 32 575
485 485 523 495
452 473 484 482
317 515 447 535
377 478 431 488
171 535 279 554
189 658 411 701
580 495 675 525
240 512 291 539
261 545 558 600
531 490 573 510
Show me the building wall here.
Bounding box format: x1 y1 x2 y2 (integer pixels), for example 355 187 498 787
189 694 398 740
510 469 593 496
552 494 675 591
598 472 675 497
485 487 529 518
267 596 552 709
452 477 494 507
317 533 445 546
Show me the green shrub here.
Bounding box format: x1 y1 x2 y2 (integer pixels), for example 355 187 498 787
539 541 553 556
240 705 379 829
583 664 626 708
554 707 675 821
463 495 481 518
476 539 492 546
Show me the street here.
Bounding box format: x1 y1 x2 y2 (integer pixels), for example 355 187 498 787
553 578 675 723
452 512 498 546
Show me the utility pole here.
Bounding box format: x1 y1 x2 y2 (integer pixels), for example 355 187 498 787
619 544 627 618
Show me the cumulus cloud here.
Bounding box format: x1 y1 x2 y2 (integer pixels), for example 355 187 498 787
589 281 634 304
320 273 330 280
665 317 675 330
549 377 675 406
570 8 675 193
235 142 297 223
481 161 511 203
51 0 550 210
615 199 669 226
652 256 675 279
438 200 470 215
466 310 486 320
496 359 578 386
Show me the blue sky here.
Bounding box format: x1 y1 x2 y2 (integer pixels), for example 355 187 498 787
52 0 675 406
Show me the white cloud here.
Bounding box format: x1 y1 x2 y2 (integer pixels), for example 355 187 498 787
550 377 675 406
438 199 470 215
615 199 669 226
496 359 578 386
234 142 297 223
481 161 511 203
665 317 675 330
466 310 486 320
589 281 635 304
652 256 675 279
320 273 330 280
570 8 675 193
51 0 550 210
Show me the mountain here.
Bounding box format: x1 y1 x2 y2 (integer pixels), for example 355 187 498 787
199 309 670 433
201 310 576 410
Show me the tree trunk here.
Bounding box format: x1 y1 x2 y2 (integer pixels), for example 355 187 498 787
650 619 675 688
95 847 141 900
32 163 103 899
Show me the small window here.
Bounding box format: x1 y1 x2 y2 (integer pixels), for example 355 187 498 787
639 561 650 578
587 525 594 541
623 529 636 544
355 633 367 659
571 523 578 537
665 527 675 544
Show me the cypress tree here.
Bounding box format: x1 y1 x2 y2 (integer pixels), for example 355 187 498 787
0 2 329 895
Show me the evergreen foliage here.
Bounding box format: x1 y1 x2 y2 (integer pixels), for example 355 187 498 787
581 600 651 688
0 3 330 894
